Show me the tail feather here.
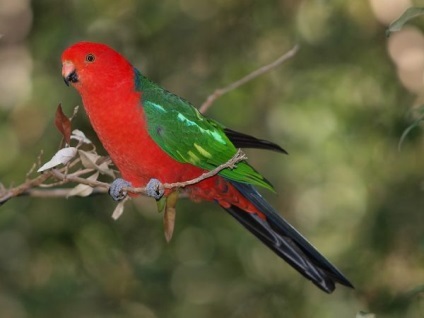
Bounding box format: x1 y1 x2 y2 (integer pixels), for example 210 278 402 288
224 128 288 154
224 181 353 293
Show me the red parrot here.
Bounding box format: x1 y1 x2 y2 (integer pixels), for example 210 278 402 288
61 42 353 293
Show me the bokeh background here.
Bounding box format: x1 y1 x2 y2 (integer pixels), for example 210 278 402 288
1 0 424 317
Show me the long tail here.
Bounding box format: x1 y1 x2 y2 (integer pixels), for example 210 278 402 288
223 181 353 293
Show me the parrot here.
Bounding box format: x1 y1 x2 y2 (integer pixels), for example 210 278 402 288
61 41 353 293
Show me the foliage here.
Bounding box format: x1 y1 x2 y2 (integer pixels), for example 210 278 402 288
387 7 424 37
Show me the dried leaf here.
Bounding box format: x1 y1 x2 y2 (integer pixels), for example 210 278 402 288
37 147 77 172
97 161 115 178
55 104 71 145
163 191 179 243
67 184 94 197
67 172 99 197
163 207 176 243
78 150 115 177
78 150 100 169
96 155 111 166
112 200 126 220
71 129 92 144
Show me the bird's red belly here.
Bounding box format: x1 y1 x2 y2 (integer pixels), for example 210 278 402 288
82 96 258 214
101 126 258 213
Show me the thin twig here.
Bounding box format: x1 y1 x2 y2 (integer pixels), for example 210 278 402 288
22 187 108 198
126 149 247 194
164 149 246 189
0 173 51 205
69 105 80 121
49 169 110 189
199 44 299 114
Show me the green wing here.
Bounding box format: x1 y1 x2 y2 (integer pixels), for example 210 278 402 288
135 71 273 191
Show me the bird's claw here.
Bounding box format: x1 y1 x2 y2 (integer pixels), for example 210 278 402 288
109 178 132 201
146 178 164 200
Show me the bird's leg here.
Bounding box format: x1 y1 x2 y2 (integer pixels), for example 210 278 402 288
145 178 165 200
109 178 132 201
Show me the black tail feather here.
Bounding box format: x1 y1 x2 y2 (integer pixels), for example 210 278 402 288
223 181 353 293
224 128 288 154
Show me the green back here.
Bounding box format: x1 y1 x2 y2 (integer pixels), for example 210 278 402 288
134 69 273 191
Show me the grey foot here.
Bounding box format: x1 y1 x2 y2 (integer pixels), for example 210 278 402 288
146 178 164 200
109 178 132 201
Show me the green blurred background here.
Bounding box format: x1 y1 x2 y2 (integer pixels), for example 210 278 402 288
1 0 424 317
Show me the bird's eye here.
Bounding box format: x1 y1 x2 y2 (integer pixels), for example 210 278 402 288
86 54 95 63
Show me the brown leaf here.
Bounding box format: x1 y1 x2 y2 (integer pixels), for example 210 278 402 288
163 191 179 243
55 104 71 145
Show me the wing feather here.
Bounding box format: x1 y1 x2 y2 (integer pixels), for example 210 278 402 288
138 81 273 190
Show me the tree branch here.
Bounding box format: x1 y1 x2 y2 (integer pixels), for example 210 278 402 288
49 169 110 189
0 173 51 205
199 44 299 114
21 187 108 198
127 149 247 194
0 149 247 204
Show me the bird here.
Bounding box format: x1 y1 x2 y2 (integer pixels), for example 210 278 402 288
61 41 353 293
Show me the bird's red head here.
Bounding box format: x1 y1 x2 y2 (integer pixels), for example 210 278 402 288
61 42 134 95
